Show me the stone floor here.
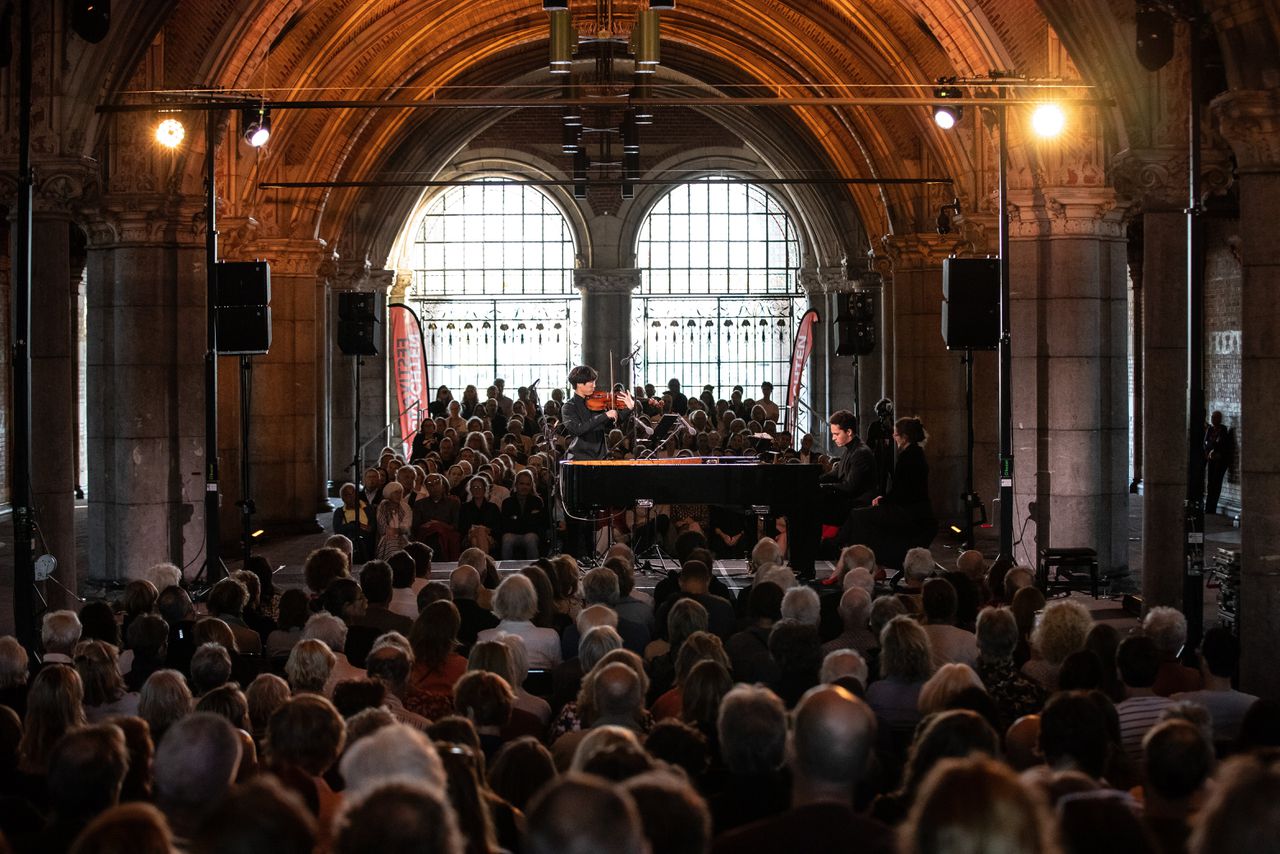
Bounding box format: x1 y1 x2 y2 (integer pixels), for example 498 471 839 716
0 493 1237 637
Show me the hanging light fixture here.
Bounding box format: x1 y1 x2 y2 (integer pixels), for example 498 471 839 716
632 8 660 72
631 82 654 125
562 123 582 154
155 115 186 148
549 10 576 74
241 104 271 147
932 84 964 130
621 108 640 154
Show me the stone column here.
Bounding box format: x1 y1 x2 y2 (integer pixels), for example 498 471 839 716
28 204 77 603
1007 187 1129 574
1214 88 1280 698
1114 150 1192 607
86 200 208 582
217 238 329 540
883 233 971 524
575 268 640 382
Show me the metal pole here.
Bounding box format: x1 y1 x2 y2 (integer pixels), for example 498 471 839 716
851 354 861 428
964 350 977 549
239 355 254 565
12 0 35 648
355 356 364 477
204 110 223 585
997 88 1015 560
1183 20 1206 646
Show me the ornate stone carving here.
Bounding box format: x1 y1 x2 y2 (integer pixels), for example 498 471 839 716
881 233 967 270
237 237 331 277
574 268 641 293
1112 146 1236 211
83 196 204 248
798 266 851 295
1007 187 1128 241
1212 88 1280 171
327 258 373 292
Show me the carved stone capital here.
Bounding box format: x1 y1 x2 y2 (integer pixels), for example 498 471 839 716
0 157 97 219
327 258 373 291
240 237 331 277
391 269 415 301
798 266 851 295
1112 146 1236 210
574 268 641 294
1007 187 1128 240
1212 88 1280 172
881 233 966 271
83 195 203 247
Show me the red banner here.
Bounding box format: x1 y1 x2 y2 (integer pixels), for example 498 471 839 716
390 304 429 460
784 308 820 435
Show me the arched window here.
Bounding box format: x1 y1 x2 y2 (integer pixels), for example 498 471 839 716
406 181 580 392
634 178 805 422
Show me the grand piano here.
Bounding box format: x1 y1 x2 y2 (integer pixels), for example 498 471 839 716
560 457 821 577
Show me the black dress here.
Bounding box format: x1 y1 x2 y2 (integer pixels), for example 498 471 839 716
836 442 934 555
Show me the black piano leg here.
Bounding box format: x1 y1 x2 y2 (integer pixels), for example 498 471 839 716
788 505 819 581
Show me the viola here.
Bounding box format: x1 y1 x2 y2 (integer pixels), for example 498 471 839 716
585 391 631 412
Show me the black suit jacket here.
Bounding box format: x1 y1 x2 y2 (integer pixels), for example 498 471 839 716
884 443 932 517
561 393 627 460
820 441 878 507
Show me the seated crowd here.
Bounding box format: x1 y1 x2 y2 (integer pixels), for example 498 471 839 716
0 537 1275 854
336 378 839 566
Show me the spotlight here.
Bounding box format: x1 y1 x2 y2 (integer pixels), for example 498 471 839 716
70 0 110 44
932 85 963 130
1135 4 1175 71
241 105 271 147
549 10 576 74
649 0 676 8
936 198 961 235
155 117 186 149
543 0 569 8
573 149 591 183
1031 103 1066 138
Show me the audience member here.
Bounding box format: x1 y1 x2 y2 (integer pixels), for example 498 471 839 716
476 574 562 668
1172 626 1257 744
1023 599 1093 693
919 578 978 668
525 774 647 854
1144 607 1201 697
153 712 242 846
1116 635 1173 765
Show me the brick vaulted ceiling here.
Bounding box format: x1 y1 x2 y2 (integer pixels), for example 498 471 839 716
82 0 1270 257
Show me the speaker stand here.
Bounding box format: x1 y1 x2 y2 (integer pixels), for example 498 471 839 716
237 355 257 564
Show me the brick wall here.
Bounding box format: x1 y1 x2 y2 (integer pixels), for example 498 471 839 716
1204 216 1242 513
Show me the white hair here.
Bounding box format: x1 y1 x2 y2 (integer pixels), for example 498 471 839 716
575 604 619 635
492 574 538 622
303 612 349 653
820 649 869 686
837 587 873 629
41 610 82 654
780 587 821 627
902 548 937 583
757 564 797 592
339 723 446 797
843 567 875 595
1142 606 1189 657
137 562 183 591
749 538 783 574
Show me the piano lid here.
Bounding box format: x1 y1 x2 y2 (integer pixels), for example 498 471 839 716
562 456 765 466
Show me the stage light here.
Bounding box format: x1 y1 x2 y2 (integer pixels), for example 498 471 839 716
562 124 581 154
543 0 569 8
932 85 963 130
70 0 110 44
621 109 640 154
242 105 271 147
1031 103 1066 138
155 117 185 149
649 0 676 8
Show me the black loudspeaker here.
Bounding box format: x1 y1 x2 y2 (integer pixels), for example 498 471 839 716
836 290 877 357
1135 5 1175 72
215 261 271 355
337 292 380 356
942 257 1000 351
